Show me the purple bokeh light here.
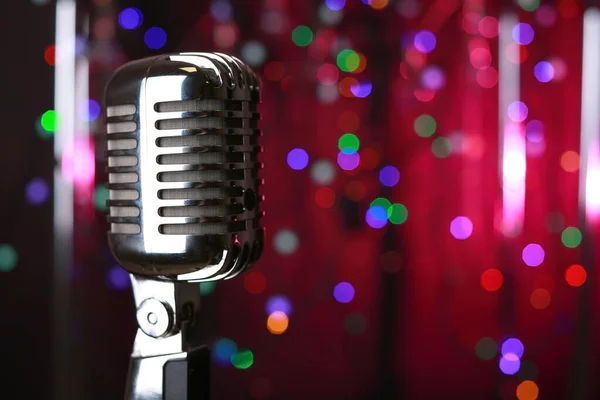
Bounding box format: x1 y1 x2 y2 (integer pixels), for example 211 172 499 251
379 166 400 187
512 22 534 45
500 337 524 358
337 151 360 171
534 61 555 83
80 99 101 122
450 216 473 240
507 101 528 123
210 0 233 21
287 148 309 170
25 178 50 205
325 0 346 11
400 32 414 49
350 81 373 98
499 353 521 375
107 265 130 290
525 120 544 143
333 282 355 303
522 243 545 267
266 294 292 316
366 206 388 229
420 66 446 90
414 30 436 54
118 7 143 30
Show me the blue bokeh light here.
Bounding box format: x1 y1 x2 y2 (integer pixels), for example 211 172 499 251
366 206 388 229
144 27 167 50
107 265 130 290
118 7 143 30
213 338 237 367
379 166 400 187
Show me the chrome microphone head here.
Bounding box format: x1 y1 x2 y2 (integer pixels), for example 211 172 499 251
104 53 263 281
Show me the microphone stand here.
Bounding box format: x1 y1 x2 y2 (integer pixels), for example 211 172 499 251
125 274 210 400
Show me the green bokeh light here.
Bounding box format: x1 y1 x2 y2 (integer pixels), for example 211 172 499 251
41 110 60 132
388 204 408 224
475 337 497 360
200 281 217 295
0 244 18 272
371 197 392 210
94 185 110 211
414 114 437 137
291 25 313 47
431 137 452 158
338 133 360 153
561 226 582 248
231 349 254 369
337 49 360 72
518 0 540 12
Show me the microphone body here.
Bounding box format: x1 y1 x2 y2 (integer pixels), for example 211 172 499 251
105 53 263 281
103 53 263 400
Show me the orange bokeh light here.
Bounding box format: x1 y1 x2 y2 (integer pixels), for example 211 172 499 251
516 380 539 400
530 288 551 310
267 311 289 335
560 151 580 172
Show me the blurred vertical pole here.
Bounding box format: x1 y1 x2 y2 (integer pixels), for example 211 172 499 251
569 6 600 399
53 0 76 398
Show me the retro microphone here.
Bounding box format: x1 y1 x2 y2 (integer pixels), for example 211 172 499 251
104 53 263 400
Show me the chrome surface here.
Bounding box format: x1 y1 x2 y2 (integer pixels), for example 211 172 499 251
105 53 264 399
126 274 202 400
105 52 264 281
129 274 199 358
124 352 187 400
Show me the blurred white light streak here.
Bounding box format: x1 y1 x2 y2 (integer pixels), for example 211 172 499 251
499 13 525 236
53 1 76 399
580 8 600 219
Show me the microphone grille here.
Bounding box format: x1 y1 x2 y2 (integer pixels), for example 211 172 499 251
104 53 264 279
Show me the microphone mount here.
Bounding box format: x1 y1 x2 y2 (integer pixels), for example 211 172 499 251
125 275 210 400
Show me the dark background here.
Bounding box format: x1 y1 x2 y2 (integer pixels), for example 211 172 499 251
2 0 600 399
